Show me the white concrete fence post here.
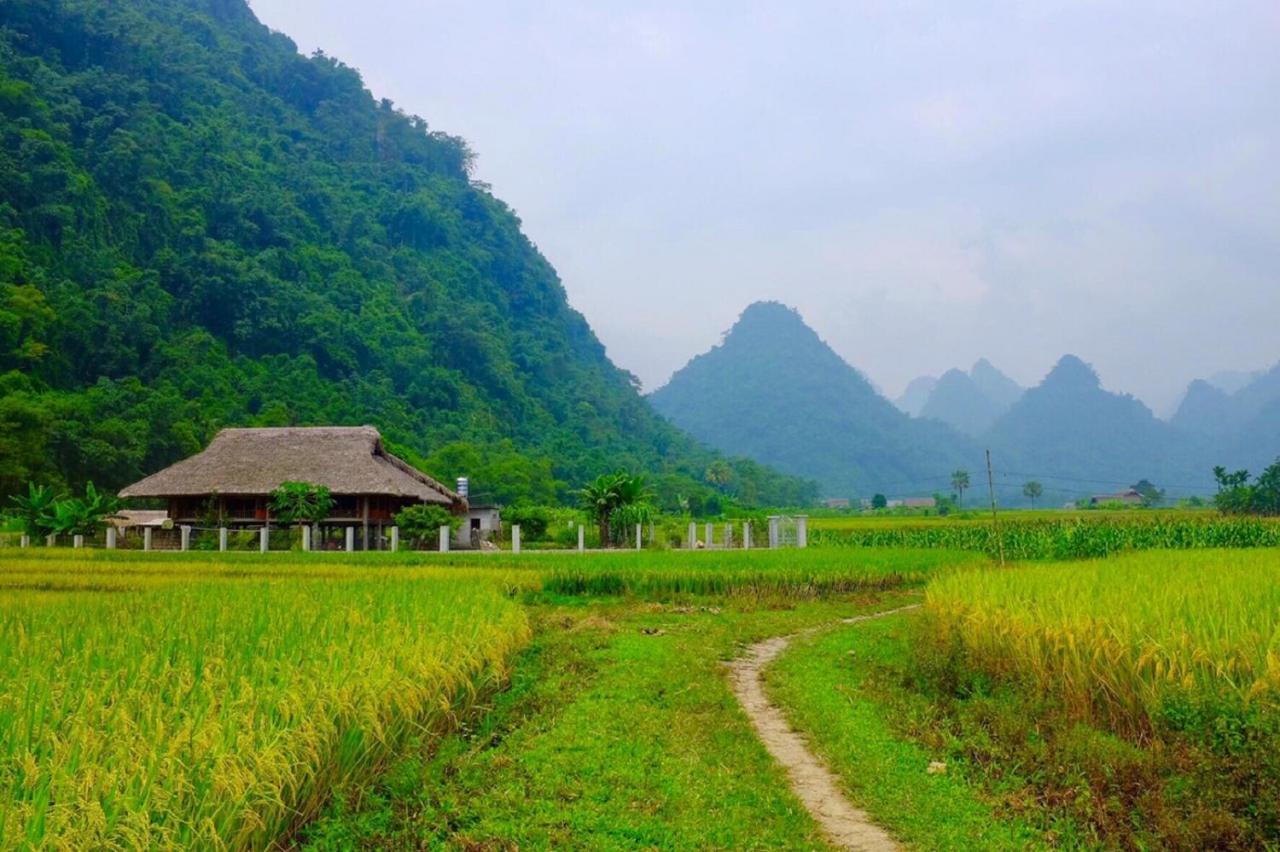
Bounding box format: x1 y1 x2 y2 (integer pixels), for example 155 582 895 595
511 524 521 554
219 527 228 552
345 527 355 553
577 524 585 553
439 525 450 553
73 534 84 549
300 525 310 552
143 528 152 551
724 523 733 549
180 525 191 552
768 516 780 549
390 526 399 553
687 522 696 550
260 527 269 553
19 535 29 548
47 533 56 548
705 523 713 549
636 523 642 551
106 527 117 549
743 521 751 550
797 516 808 549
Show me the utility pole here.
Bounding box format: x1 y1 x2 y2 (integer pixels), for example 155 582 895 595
986 449 1006 566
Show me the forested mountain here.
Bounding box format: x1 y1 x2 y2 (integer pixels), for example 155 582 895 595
652 304 1264 503
0 0 814 508
985 355 1215 496
918 359 1023 436
894 375 937 417
649 302 981 497
1171 364 1280 476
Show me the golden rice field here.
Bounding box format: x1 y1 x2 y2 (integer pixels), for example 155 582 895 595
0 553 531 849
924 549 1280 738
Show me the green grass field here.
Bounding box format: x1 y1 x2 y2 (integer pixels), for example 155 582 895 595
5 541 1280 848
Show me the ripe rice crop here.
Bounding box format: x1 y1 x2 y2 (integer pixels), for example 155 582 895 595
0 553 531 849
811 513 1280 559
923 550 1280 739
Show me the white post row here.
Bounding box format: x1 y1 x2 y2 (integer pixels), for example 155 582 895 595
19 535 29 548
390 526 400 553
577 524 585 552
106 527 117 549
635 523 642 551
143 528 152 551
219 527 228 552
73 534 83 549
439 525 450 553
301 525 312 552
743 521 751 550
345 527 355 552
797 515 808 549
259 527 269 553
180 525 191 552
705 523 713 549
687 522 696 550
724 523 733 549
511 524 521 554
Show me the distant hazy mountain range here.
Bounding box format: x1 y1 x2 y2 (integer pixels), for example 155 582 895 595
651 302 1279 502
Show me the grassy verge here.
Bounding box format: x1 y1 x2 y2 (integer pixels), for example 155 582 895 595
302 592 920 849
767 612 1048 850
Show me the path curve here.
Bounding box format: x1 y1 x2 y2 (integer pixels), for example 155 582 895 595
727 605 920 851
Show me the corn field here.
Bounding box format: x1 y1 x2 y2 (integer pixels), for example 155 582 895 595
0 554 531 849
811 514 1280 559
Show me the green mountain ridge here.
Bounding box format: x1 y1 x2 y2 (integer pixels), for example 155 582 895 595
649 302 983 497
654 304 1250 502
0 0 814 508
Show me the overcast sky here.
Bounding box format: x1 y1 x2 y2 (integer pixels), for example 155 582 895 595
250 0 1279 414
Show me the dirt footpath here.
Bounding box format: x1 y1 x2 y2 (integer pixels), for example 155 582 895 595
727 606 919 851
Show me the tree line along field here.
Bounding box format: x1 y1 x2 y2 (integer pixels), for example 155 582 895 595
2 540 1279 848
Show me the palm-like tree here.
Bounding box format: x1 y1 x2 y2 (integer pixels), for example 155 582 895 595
951 469 971 507
579 472 651 548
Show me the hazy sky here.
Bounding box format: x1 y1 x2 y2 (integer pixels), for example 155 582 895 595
249 1 1280 414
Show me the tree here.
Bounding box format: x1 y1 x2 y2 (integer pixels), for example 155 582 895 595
578 471 651 547
1022 480 1043 508
870 493 887 510
951 470 971 507
38 482 120 537
394 503 460 548
7 482 62 537
1131 479 1164 508
269 481 336 527
1213 465 1254 515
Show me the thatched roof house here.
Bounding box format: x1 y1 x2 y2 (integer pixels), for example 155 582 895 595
120 426 464 528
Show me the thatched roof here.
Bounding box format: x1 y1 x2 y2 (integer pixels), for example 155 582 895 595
120 427 462 507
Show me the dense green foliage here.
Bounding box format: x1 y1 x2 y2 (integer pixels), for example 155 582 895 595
268 480 334 524
393 503 459 546
1213 458 1280 516
0 0 813 510
6 479 116 536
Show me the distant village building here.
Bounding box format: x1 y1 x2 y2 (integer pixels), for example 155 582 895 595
821 498 851 509
119 426 465 549
1089 488 1144 507
901 497 937 509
